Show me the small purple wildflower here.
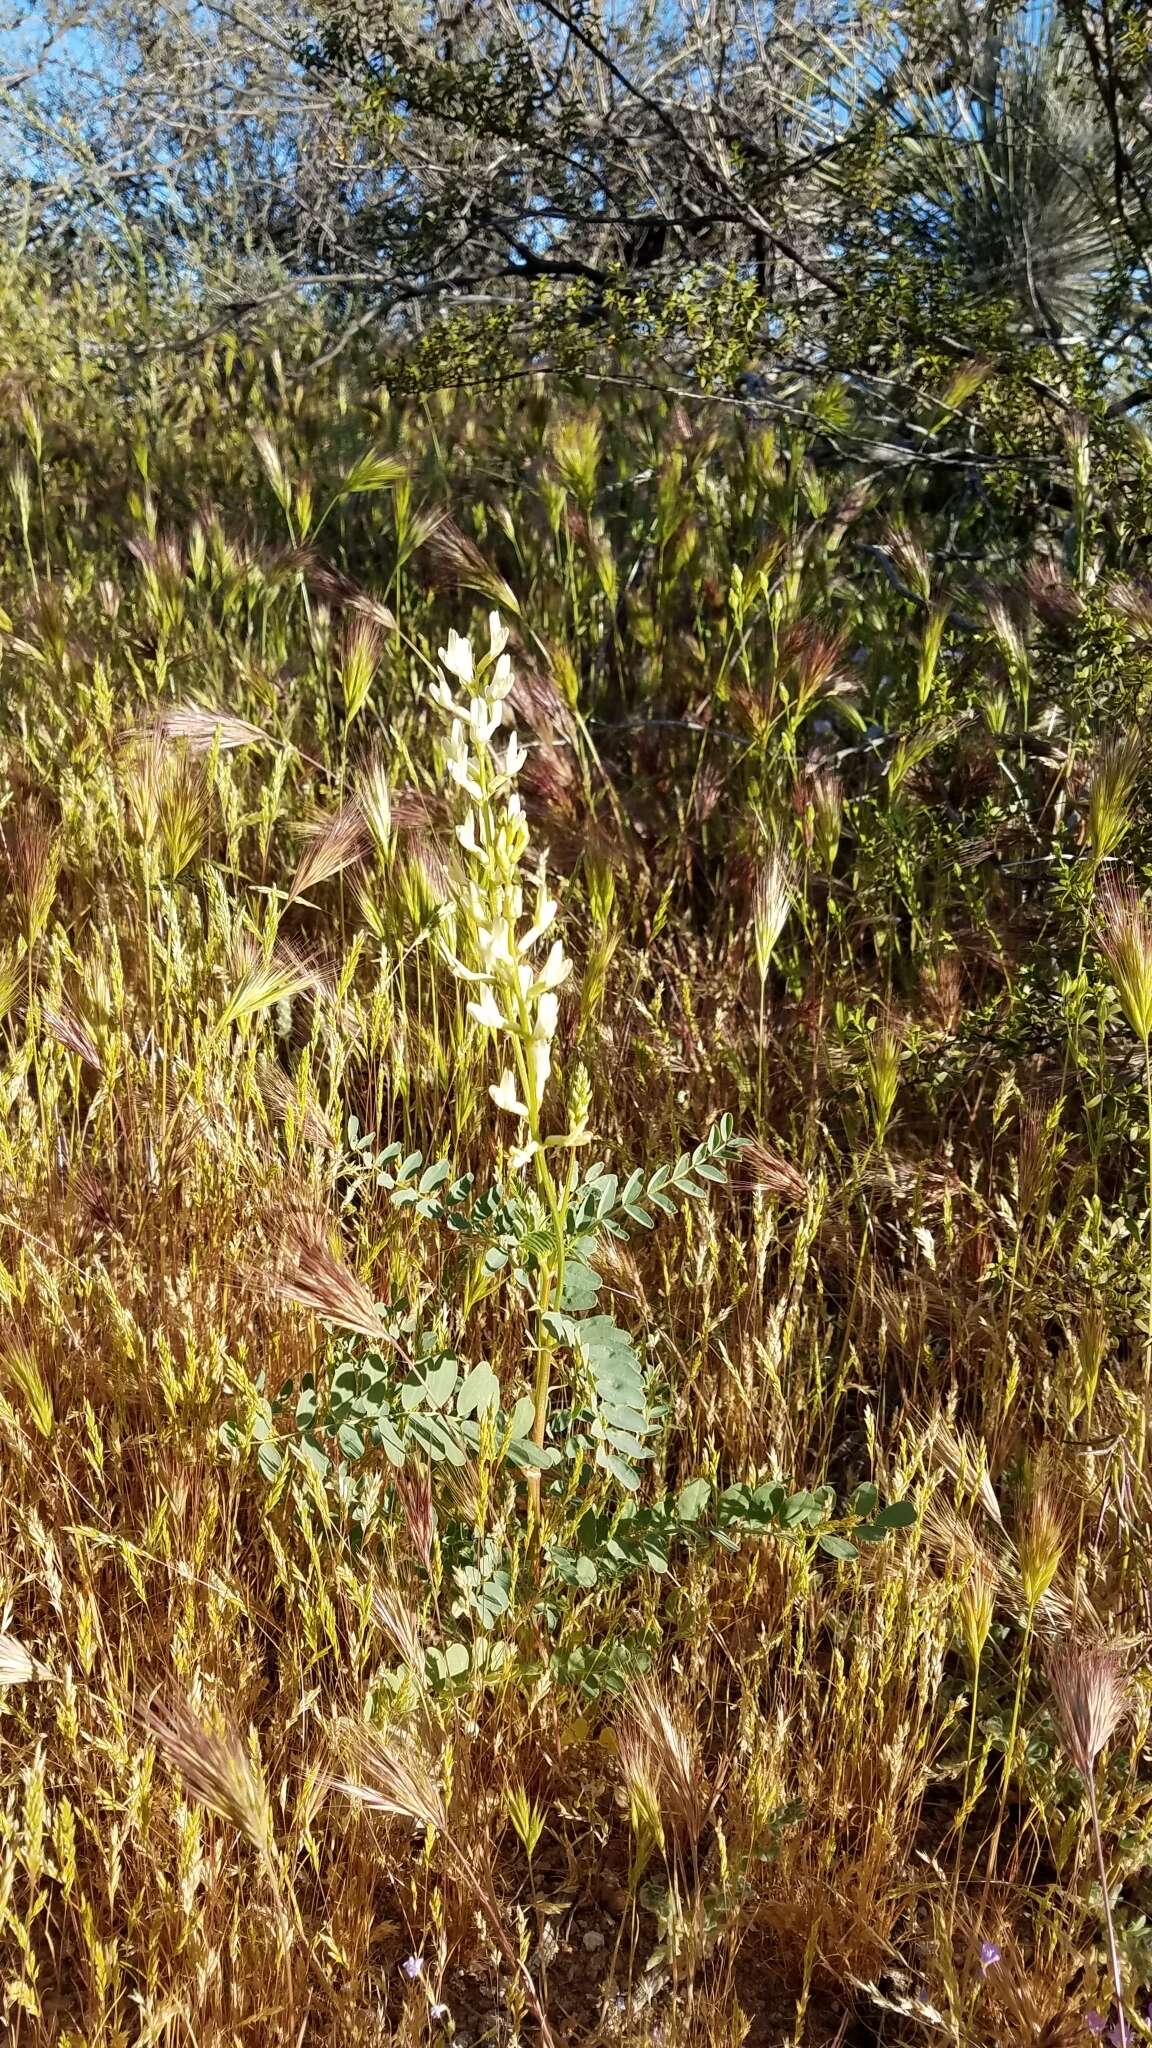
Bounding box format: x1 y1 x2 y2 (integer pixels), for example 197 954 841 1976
1107 2024 1131 2048
401 1955 424 1982
429 2004 450 2023
1086 2016 1107 2038
979 1941 1002 1974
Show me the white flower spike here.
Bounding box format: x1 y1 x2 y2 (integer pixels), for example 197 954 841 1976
432 616 577 1168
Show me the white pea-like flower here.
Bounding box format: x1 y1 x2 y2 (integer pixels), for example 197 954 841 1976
477 919 516 971
491 1069 529 1117
446 752 484 803
521 894 558 952
467 988 507 1032
502 731 527 779
440 629 474 683
467 697 502 745
432 619 576 1164
534 991 560 1044
534 940 570 994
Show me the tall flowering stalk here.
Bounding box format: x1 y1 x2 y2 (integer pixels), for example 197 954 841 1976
430 614 586 1473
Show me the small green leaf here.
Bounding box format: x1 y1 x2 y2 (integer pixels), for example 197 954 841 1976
506 1436 560 1471
599 1450 642 1490
819 1534 859 1562
780 1489 828 1528
408 1413 467 1465
559 1261 601 1311
602 1428 650 1461
423 1358 460 1409
872 1500 917 1530
294 1436 329 1476
457 1362 500 1418
676 1478 712 1522
257 1438 284 1481
377 1416 405 1466
507 1395 535 1439
418 1159 452 1195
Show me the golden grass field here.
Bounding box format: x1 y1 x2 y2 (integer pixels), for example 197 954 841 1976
2 280 1152 2047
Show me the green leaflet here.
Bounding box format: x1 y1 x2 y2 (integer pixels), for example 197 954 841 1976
545 1307 656 1488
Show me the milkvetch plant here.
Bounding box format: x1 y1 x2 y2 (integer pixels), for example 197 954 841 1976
236 615 747 1512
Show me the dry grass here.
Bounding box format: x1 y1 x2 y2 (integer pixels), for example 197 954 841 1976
1 297 1152 2048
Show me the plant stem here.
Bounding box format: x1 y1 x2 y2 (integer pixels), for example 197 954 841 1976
1086 1766 1126 2041
983 1608 1033 1893
1144 1042 1152 1401
756 970 766 1126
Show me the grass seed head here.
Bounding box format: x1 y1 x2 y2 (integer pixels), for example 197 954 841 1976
1046 1638 1131 1776
145 1698 275 1857
152 700 268 754
371 1593 428 1676
340 614 384 726
394 1465 437 1575
958 1558 998 1669
927 1415 1003 1526
619 1677 713 1847
288 804 368 904
809 770 844 869
751 848 794 983
258 1060 334 1149
1086 732 1143 868
356 756 393 858
120 733 164 846
1023 555 1082 625
1096 873 1152 1046
220 941 320 1032
1017 1483 1067 1615
270 1212 396 1347
732 1139 809 1205
330 1722 448 1835
864 1016 904 1146
42 1004 100 1070
158 751 209 878
420 515 520 615
5 811 59 947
